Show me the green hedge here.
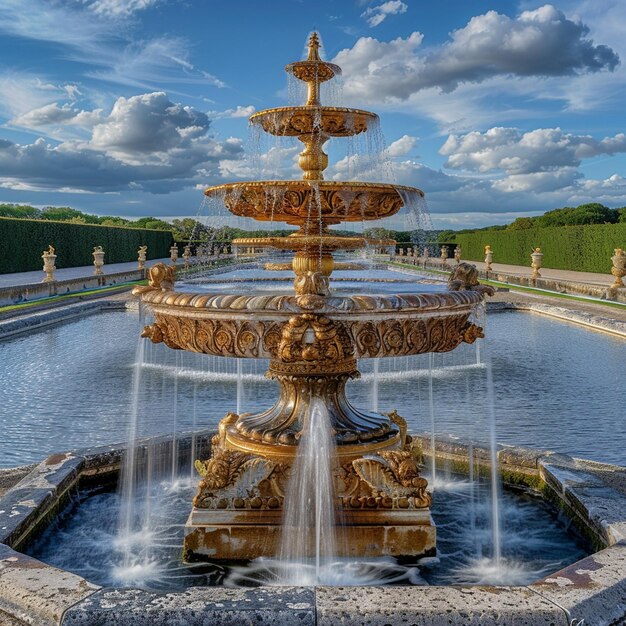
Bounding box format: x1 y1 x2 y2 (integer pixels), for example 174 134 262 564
0 217 174 274
455 223 626 273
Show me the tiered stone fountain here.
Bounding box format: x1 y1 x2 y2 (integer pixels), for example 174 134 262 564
134 33 492 563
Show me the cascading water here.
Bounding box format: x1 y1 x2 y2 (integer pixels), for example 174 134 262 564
277 398 338 584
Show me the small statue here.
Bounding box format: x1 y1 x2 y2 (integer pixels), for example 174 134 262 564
440 245 449 264
448 262 495 296
484 244 493 272
611 248 626 288
137 245 147 270
530 247 543 279
454 245 461 264
183 244 192 268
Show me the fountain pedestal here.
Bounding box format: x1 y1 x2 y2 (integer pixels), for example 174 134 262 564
183 410 436 562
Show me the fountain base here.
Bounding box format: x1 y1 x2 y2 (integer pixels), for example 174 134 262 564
183 413 436 562
183 509 435 562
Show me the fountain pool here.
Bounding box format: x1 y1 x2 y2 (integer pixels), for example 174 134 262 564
26 471 588 590
1 300 624 468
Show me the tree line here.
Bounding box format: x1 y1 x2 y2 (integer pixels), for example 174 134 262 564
437 203 626 242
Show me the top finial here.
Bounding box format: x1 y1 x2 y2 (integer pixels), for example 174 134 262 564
307 32 321 61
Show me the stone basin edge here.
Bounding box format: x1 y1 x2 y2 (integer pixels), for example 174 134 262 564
0 431 624 625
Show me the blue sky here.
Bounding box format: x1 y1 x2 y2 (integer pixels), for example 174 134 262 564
0 0 624 230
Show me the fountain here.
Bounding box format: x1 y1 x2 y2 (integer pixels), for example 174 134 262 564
134 33 493 565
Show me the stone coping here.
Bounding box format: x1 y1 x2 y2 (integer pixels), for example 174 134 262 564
0 299 128 340
0 270 146 308
488 300 626 338
389 258 626 304
0 433 624 625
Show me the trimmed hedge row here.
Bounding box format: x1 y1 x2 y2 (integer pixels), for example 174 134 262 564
455 223 626 273
0 217 174 274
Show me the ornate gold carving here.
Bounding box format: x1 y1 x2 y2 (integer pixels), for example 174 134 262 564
277 313 353 365
250 107 376 137
141 323 163 344
352 450 431 508
462 322 484 344
206 181 416 226
193 444 276 508
147 263 175 290
141 307 481 358
293 270 330 296
388 410 407 449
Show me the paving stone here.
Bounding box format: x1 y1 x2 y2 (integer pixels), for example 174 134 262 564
62 586 315 626
0 543 99 626
531 542 626 626
0 453 85 548
316 585 570 625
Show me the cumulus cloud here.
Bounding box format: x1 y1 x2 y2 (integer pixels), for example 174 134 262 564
0 93 244 194
440 127 626 175
361 1 407 28
209 105 256 120
89 92 210 162
334 5 619 102
386 134 418 157
12 103 103 130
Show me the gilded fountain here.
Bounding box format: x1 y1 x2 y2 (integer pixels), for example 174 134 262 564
134 33 492 562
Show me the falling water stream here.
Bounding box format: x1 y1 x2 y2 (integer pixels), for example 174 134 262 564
277 398 337 584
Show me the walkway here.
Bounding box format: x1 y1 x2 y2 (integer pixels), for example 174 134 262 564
453 259 615 288
0 258 170 288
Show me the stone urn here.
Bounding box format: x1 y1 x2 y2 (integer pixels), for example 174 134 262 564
531 248 543 279
41 245 56 283
137 245 147 270
611 248 626 288
92 246 105 276
454 246 461 264
170 245 179 264
183 245 192 268
484 245 493 272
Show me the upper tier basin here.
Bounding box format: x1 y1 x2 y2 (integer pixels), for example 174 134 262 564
249 106 378 137
204 180 423 225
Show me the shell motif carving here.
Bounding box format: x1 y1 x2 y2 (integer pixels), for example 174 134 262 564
352 450 431 508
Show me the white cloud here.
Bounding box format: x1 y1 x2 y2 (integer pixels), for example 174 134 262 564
334 5 619 102
85 37 227 91
440 127 626 175
11 103 103 130
88 92 210 163
386 134 418 157
0 93 244 194
361 1 408 28
209 105 256 120
0 2 225 93
85 0 161 18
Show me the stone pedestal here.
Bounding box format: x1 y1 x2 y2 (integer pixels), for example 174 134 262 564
184 508 435 561
182 412 436 563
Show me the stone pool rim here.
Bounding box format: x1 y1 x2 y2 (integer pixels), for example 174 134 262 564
0 431 624 625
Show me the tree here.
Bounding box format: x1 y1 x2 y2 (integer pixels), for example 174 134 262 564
0 203 41 219
507 217 535 230
436 229 456 243
130 217 173 231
